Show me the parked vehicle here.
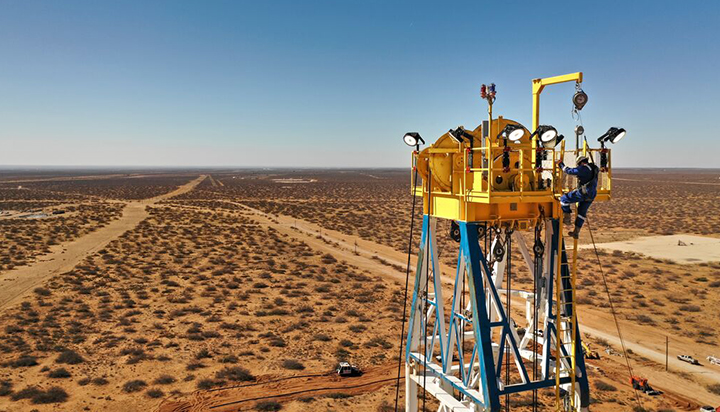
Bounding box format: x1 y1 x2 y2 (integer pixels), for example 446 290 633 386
336 362 362 377
678 354 700 365
629 376 662 396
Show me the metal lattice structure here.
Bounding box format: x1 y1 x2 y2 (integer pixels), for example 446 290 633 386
404 217 590 411
402 73 610 412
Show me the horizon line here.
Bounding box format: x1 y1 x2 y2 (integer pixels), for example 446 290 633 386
1 165 719 171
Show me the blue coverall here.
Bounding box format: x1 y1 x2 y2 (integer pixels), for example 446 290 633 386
559 162 598 228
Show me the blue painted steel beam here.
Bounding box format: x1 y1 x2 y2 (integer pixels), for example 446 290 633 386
408 352 484 405
444 249 465 373
405 215 430 362
459 222 499 411
500 376 574 395
474 236 531 385
405 217 589 410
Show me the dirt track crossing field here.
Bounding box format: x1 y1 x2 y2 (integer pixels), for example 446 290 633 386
0 175 206 310
158 362 401 412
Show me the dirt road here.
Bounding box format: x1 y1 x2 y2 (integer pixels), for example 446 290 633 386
0 175 206 310
581 310 720 405
158 363 400 412
236 203 414 285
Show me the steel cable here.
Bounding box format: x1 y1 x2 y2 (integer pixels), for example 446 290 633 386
586 220 644 410
505 229 511 411
393 164 420 412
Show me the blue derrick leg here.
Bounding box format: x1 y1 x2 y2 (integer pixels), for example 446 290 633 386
405 217 589 410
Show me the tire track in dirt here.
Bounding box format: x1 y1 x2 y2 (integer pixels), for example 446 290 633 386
0 175 207 310
158 363 401 412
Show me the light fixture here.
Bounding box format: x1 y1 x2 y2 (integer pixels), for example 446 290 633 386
531 125 561 147
610 128 626 143
497 124 526 143
537 125 558 143
403 132 425 147
597 127 626 144
448 127 467 143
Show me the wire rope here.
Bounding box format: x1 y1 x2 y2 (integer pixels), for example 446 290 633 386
393 160 420 412
505 229 512 411
586 220 644 410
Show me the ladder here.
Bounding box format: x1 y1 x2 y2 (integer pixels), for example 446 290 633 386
555 233 578 410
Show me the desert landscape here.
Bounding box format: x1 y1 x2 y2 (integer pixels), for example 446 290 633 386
4 0 719 410
0 169 718 412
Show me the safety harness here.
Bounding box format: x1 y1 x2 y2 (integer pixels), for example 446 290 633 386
577 163 599 196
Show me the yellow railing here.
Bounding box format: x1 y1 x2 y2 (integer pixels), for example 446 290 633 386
411 146 611 201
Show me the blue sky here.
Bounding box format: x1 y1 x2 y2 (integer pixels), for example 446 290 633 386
1 0 719 168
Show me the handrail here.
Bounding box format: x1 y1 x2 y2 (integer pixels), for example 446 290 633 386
411 144 611 201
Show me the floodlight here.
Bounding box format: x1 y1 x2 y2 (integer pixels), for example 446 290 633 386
448 128 466 143
403 132 425 147
531 125 560 147
610 128 626 143
538 126 558 143
497 124 526 143
597 127 626 144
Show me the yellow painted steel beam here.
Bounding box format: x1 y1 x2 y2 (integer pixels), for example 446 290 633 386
531 72 583 132
530 72 582 191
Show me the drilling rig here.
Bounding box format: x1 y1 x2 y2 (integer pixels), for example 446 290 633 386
402 73 624 412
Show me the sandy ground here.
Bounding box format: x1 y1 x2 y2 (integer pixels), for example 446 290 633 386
0 172 201 184
158 362 401 412
0 173 133 184
236 203 416 285
613 177 720 186
0 175 206 310
580 309 720 405
584 234 720 263
227 204 720 408
4 173 716 411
